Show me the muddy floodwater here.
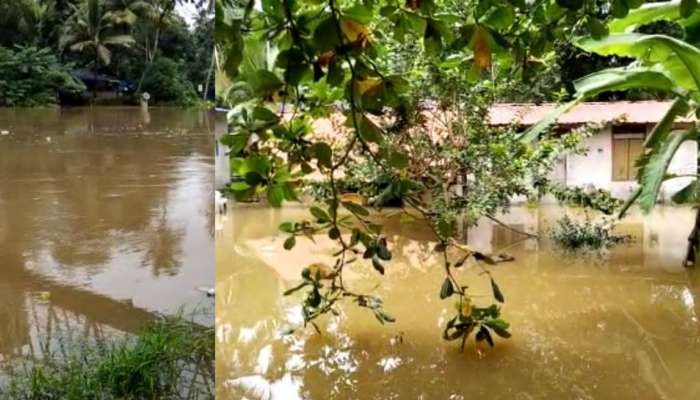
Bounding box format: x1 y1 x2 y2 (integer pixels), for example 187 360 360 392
0 107 215 363
216 204 700 400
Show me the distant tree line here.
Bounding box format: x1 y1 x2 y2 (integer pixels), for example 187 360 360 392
0 0 213 106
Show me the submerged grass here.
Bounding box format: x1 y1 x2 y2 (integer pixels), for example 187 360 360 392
1 314 214 400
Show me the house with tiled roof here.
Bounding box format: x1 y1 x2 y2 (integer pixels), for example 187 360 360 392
490 101 697 200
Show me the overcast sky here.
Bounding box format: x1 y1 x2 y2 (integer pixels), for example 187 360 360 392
176 3 199 27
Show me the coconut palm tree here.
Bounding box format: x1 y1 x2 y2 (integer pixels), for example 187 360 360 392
60 0 135 100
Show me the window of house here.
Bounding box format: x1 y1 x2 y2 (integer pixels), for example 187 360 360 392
612 126 646 181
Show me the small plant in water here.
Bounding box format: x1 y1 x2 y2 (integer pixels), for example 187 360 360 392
549 215 628 250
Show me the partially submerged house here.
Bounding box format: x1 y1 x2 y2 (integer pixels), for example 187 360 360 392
490 101 697 200
62 69 134 103
217 101 697 202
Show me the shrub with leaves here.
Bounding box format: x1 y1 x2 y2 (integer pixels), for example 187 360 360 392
549 215 628 250
0 45 84 106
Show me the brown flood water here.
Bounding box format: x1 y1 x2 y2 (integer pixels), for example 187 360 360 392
0 107 215 363
216 204 700 400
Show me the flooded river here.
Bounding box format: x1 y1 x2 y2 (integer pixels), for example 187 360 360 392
216 204 700 399
0 107 215 363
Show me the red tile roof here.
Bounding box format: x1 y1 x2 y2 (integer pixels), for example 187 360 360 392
488 101 695 126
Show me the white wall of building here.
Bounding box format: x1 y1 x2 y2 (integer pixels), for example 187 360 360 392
562 127 697 200
214 114 230 189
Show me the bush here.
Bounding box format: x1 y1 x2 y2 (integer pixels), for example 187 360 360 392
0 46 84 107
141 57 198 105
549 215 628 250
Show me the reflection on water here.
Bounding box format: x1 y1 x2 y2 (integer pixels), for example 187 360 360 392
0 107 216 362
216 204 700 399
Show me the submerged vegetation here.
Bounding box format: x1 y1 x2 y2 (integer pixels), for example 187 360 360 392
549 215 628 250
1 314 214 400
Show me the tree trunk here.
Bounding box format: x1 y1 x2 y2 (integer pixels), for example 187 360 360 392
685 207 700 267
136 13 165 93
92 46 98 102
203 50 215 100
685 143 700 268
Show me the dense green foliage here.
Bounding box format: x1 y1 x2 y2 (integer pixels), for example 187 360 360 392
217 0 655 348
141 56 199 103
0 0 213 106
0 46 84 107
1 315 214 400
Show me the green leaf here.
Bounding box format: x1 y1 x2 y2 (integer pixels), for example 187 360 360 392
423 19 443 56
577 34 700 92
308 287 321 307
279 222 295 233
556 0 583 10
611 0 629 18
476 326 494 346
377 310 396 323
343 201 370 217
681 0 698 18
437 217 453 239
342 4 373 24
371 255 385 275
490 277 505 303
672 179 700 204
312 142 333 168
573 66 676 98
588 18 608 40
483 5 515 30
313 16 342 52
518 97 582 143
636 128 697 213
283 235 296 250
387 150 409 169
644 98 690 150
327 59 345 86
358 114 383 144
484 318 511 338
439 277 454 299
253 106 280 123
267 184 285 207
376 238 392 261
230 181 251 191
310 206 331 222
609 0 700 34
249 69 284 97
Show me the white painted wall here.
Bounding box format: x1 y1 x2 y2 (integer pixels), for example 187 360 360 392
562 127 697 201
214 113 230 189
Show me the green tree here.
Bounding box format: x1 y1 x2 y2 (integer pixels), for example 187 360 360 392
0 45 84 106
219 0 638 347
60 0 135 99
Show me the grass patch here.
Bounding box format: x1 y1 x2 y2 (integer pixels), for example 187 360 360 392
1 313 213 400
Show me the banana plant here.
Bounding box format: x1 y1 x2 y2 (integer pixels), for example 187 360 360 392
520 0 700 266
